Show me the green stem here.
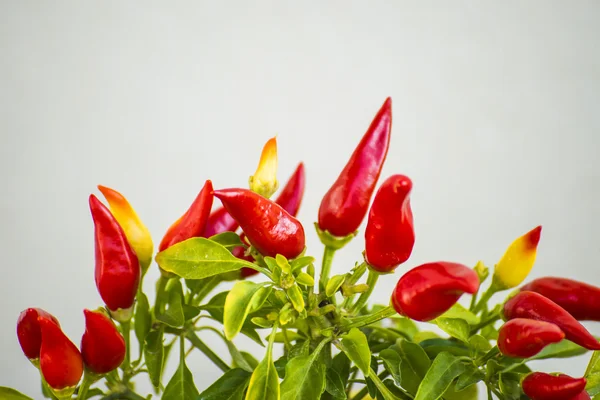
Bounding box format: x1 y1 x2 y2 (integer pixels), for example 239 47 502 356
367 367 406 400
319 246 336 292
350 269 379 314
343 306 396 332
470 310 502 334
472 284 497 314
477 346 500 365
120 321 131 383
342 262 368 309
155 274 170 315
186 331 231 373
350 371 395 400
192 276 222 305
76 371 96 400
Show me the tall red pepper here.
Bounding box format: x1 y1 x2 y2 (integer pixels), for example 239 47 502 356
16 308 59 360
38 316 83 391
504 291 600 350
497 318 565 358
202 206 239 238
90 195 140 318
318 98 392 237
521 277 600 321
81 309 126 374
391 262 479 321
159 180 214 251
275 162 305 217
365 174 415 272
522 372 586 400
213 188 305 259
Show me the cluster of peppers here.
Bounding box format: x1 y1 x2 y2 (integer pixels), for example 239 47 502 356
13 97 600 400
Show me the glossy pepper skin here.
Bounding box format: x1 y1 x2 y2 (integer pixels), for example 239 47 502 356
159 180 214 251
249 136 278 198
318 98 392 237
522 372 586 400
275 162 305 217
504 291 600 350
81 309 126 374
202 206 239 238
391 262 479 321
38 316 83 390
569 390 592 400
90 195 140 315
213 188 305 259
17 308 59 360
364 174 415 272
497 318 565 358
492 225 542 290
97 185 153 274
522 277 600 321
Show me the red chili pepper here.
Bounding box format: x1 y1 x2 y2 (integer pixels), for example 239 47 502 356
318 98 392 237
213 188 305 259
391 262 479 321
159 180 214 251
16 308 59 360
569 390 591 400
275 162 305 217
504 291 600 350
202 206 239 238
81 309 126 374
365 174 415 272
497 318 565 358
38 316 83 390
522 277 600 321
522 372 586 400
90 195 140 316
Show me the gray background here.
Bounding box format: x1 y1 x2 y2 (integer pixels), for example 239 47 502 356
1 1 599 398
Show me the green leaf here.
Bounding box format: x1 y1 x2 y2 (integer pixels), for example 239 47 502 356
379 349 402 385
198 368 251 400
156 237 252 279
414 352 467 400
134 292 151 358
393 339 431 395
325 368 347 399
435 318 470 342
156 279 185 328
224 281 268 340
437 303 480 325
287 284 305 312
240 352 259 370
530 339 588 360
586 351 600 396
295 272 315 287
332 351 351 388
412 331 440 343
340 328 371 377
442 381 478 400
326 274 346 297
468 334 492 353
144 329 164 389
163 346 199 400
389 317 419 340
419 338 471 359
225 338 254 373
498 372 522 400
245 346 280 400
455 365 484 391
209 232 244 249
290 256 315 271
0 388 34 400
280 339 330 400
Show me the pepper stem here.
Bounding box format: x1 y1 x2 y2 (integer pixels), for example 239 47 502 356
342 306 396 332
120 320 131 383
350 269 379 314
154 274 170 315
319 246 336 293
472 284 498 314
76 371 97 400
186 331 231 373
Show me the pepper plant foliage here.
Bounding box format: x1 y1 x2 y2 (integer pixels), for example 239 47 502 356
6 98 600 400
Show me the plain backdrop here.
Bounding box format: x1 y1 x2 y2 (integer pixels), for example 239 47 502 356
1 2 599 398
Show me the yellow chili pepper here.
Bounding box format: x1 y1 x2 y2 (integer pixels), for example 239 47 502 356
249 137 278 198
492 225 542 290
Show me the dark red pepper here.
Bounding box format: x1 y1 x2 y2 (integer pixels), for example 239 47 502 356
569 390 591 400
521 277 600 321
364 174 415 272
497 318 565 358
159 180 214 251
202 206 239 238
275 162 305 217
38 316 83 390
16 308 59 360
90 195 140 315
504 291 600 350
522 372 586 400
81 309 126 374
391 262 479 321
318 98 392 237
213 188 305 259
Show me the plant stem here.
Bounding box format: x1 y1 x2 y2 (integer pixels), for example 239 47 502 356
192 276 222 305
367 367 406 400
186 331 231 373
154 274 170 315
350 371 394 400
350 269 379 314
120 320 131 383
472 284 497 314
342 306 396 332
76 372 95 400
319 246 336 292
470 310 502 334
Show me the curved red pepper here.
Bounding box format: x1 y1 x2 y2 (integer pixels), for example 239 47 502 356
391 262 479 321
365 174 415 272
202 206 239 238
81 309 126 374
275 162 305 217
16 308 59 360
522 372 586 400
522 277 600 321
497 318 565 358
38 316 83 390
213 188 305 259
159 180 214 251
569 390 592 400
318 98 392 237
504 291 600 350
90 195 140 313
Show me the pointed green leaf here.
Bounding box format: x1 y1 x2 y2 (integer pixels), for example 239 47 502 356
295 272 314 287
340 328 371 377
287 284 305 312
532 339 588 360
393 339 431 395
144 329 164 389
156 237 252 279
332 352 351 388
225 282 269 340
379 349 402 385
326 275 346 297
419 338 470 359
280 340 329 400
156 280 185 328
133 292 151 358
0 388 34 400
455 365 484 391
202 291 263 345
586 351 600 396
437 303 480 325
435 318 470 342
245 348 279 400
209 232 245 249
163 351 199 400
325 368 347 399
415 352 466 400
498 372 522 400
468 334 492 353
198 368 251 400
